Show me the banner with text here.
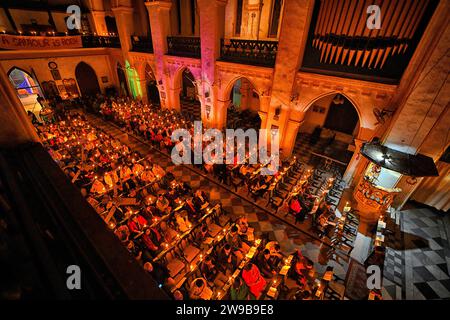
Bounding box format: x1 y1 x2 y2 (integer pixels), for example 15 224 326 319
0 34 83 50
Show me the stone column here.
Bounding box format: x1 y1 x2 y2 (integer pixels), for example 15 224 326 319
239 79 250 109
382 6 450 209
145 1 172 109
111 6 134 53
215 99 230 129
0 64 39 146
267 0 314 157
343 139 365 186
197 0 227 127
280 119 302 159
90 11 108 35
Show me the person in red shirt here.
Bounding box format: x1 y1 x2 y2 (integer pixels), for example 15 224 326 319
242 263 266 299
128 214 148 234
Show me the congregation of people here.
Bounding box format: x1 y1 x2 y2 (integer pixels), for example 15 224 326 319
31 93 354 300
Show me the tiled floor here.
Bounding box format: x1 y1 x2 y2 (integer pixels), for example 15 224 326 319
85 112 351 281
382 203 450 300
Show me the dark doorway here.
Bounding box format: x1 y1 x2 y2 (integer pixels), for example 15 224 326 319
144 64 160 105
324 95 359 135
117 63 129 97
75 62 100 97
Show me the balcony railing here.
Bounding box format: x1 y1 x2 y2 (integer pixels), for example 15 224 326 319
81 35 121 48
220 38 278 67
167 36 200 58
131 35 153 53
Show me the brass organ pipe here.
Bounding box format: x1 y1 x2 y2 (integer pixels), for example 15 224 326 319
319 0 338 51
324 0 348 63
314 0 329 48
392 0 420 55
345 0 368 65
364 0 387 68
402 0 429 53
340 0 363 64
330 0 353 64
375 0 410 69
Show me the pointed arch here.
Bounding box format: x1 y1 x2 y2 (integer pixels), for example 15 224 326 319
75 62 100 97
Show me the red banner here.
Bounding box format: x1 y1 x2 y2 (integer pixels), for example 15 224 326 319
0 34 83 50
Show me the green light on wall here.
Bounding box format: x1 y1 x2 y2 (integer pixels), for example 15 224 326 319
125 61 142 99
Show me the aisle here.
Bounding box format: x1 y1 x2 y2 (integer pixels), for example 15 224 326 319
84 112 351 280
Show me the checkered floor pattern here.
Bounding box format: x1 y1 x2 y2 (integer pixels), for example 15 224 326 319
292 132 349 176
85 112 350 281
180 99 201 122
381 204 450 300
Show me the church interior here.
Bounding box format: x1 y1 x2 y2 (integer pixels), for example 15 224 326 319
0 0 449 301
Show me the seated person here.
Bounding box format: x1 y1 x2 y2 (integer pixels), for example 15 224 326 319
230 277 250 300
141 169 156 183
200 256 228 287
217 244 238 273
237 215 254 242
290 250 313 286
194 225 212 247
241 263 266 299
144 261 170 286
128 214 148 234
141 228 161 256
189 278 213 300
174 211 191 232
152 163 166 179
156 194 172 215
126 240 142 261
193 190 209 211
265 241 283 266
256 249 277 278
114 225 130 243
90 178 106 195
317 211 336 238
226 226 250 261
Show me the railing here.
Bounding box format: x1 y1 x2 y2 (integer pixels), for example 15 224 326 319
220 38 278 67
167 36 201 58
131 35 153 53
81 35 121 48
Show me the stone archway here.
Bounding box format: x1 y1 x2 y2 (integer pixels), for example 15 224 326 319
175 67 201 121
223 76 262 131
293 92 363 176
75 62 100 97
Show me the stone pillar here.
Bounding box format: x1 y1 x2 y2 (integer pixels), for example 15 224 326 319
240 79 250 109
90 11 108 35
111 6 134 53
0 64 39 146
167 87 182 112
382 6 450 209
197 0 227 127
216 99 230 129
267 0 314 157
280 119 302 159
145 1 172 109
343 139 365 186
